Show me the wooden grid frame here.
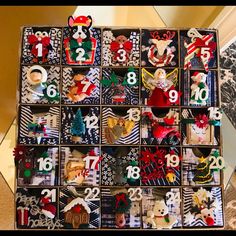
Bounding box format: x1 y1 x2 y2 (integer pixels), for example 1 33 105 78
14 25 224 230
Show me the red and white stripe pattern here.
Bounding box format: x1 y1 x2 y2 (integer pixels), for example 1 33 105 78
184 34 214 72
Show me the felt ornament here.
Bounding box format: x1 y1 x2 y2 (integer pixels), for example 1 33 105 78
147 31 176 67
104 117 135 144
28 31 52 63
64 15 97 65
42 81 60 102
71 109 86 143
112 192 132 228
190 188 216 226
152 122 177 139
142 68 181 107
195 114 209 129
67 74 96 103
192 156 213 184
189 72 209 106
184 28 216 72
13 146 27 165
144 200 177 229
110 35 133 64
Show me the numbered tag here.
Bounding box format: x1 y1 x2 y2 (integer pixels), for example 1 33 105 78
37 157 53 171
166 191 181 205
127 108 140 121
46 84 58 99
169 90 178 103
117 49 127 62
194 87 209 101
126 166 140 179
81 80 92 93
128 188 142 201
84 187 100 201
165 154 180 167
41 189 56 202
208 107 222 120
126 71 137 85
83 155 101 170
76 48 86 61
84 115 99 129
209 156 225 170
201 47 211 62
36 43 43 57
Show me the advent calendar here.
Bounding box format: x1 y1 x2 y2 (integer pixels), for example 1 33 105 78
14 15 225 230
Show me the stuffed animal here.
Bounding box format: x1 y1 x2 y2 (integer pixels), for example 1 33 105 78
67 74 96 103
110 35 133 64
144 200 177 229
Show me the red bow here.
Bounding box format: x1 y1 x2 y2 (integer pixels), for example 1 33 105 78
115 193 128 209
110 41 133 53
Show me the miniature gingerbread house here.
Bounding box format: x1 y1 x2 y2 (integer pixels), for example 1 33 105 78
63 197 91 228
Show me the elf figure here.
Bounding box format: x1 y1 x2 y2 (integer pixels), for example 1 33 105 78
28 31 53 63
142 68 181 107
189 72 209 106
27 65 48 101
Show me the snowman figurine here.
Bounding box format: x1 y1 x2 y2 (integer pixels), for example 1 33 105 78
27 65 47 101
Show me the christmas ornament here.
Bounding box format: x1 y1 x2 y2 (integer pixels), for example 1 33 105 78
104 117 135 144
142 68 181 106
64 15 97 65
28 31 52 63
147 31 176 67
184 28 216 72
144 200 177 229
71 109 86 143
110 35 133 64
67 73 96 103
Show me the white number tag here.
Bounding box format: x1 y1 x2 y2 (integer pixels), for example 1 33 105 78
169 90 178 103
84 115 98 129
126 166 140 179
76 48 86 61
41 189 56 202
201 47 211 61
165 154 180 167
194 87 209 101
83 155 100 170
128 188 142 201
84 187 100 201
81 80 91 93
127 71 137 85
37 157 53 171
117 49 126 62
36 43 43 57
208 107 222 120
46 84 57 98
166 191 181 205
127 108 140 121
209 156 225 170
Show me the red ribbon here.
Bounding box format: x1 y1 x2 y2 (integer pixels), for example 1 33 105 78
115 193 128 209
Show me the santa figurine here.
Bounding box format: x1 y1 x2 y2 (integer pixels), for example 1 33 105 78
189 72 209 106
27 65 48 101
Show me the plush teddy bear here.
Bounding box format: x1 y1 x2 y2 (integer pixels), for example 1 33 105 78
110 35 133 64
144 200 177 229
